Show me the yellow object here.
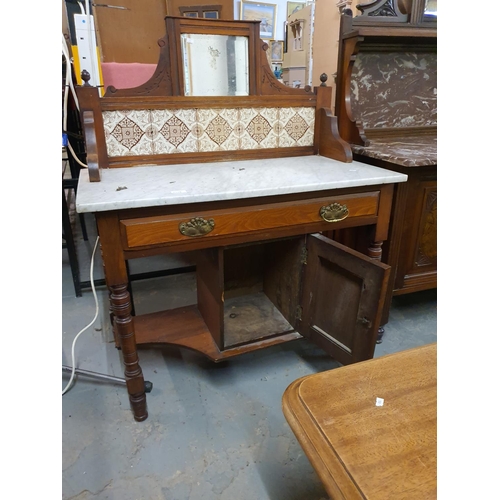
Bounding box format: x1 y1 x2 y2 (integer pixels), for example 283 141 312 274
71 44 104 93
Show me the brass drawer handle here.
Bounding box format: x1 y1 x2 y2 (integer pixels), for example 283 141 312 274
179 217 215 237
320 203 349 223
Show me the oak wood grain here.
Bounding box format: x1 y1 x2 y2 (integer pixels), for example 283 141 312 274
120 193 380 249
282 343 437 500
318 108 353 162
81 111 101 181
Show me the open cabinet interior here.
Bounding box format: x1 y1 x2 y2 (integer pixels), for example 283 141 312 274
132 232 389 366
197 236 306 351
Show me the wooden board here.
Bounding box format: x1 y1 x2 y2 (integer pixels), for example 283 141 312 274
133 304 301 361
94 0 167 63
224 292 295 348
282 343 437 499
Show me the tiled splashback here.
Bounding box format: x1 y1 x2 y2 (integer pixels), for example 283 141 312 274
103 107 315 157
350 52 437 129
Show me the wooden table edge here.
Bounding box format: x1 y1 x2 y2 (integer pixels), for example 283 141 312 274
282 378 364 500
281 343 437 499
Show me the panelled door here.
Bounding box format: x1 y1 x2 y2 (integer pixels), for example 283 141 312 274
299 234 390 365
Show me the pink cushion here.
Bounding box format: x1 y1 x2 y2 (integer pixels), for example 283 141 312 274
101 62 157 89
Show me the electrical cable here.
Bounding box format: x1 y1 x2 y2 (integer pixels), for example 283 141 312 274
62 35 80 111
62 41 71 131
62 8 101 395
85 0 94 86
62 235 100 396
62 35 87 169
67 141 88 168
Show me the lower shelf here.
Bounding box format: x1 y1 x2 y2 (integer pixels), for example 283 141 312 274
133 305 303 361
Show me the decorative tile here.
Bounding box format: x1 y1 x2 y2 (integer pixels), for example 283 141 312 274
276 108 295 148
196 109 236 151
173 108 198 127
247 114 272 142
150 110 194 154
284 114 308 141
159 116 190 147
294 107 315 146
254 108 279 149
195 109 217 151
205 115 232 145
237 108 278 149
148 110 172 140
210 108 240 151
278 107 314 147
102 107 315 157
237 108 259 150
277 107 296 124
111 116 145 150
102 110 126 131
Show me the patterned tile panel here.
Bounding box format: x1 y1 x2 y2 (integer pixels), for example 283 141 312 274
102 107 315 157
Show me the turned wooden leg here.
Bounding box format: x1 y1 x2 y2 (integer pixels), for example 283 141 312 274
376 326 385 344
109 290 121 349
110 283 148 422
368 240 386 343
367 240 383 261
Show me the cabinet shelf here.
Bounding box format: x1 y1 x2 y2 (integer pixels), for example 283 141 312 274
133 305 302 361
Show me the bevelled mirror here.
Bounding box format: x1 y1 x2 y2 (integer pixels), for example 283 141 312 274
181 34 249 96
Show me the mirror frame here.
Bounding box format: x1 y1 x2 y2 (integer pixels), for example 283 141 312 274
103 16 313 98
171 17 259 96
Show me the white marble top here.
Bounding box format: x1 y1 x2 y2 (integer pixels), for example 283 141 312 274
76 155 407 213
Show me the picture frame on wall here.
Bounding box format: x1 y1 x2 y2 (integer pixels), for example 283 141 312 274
180 10 199 17
178 5 222 19
203 10 220 18
287 1 305 17
269 40 284 62
240 1 277 40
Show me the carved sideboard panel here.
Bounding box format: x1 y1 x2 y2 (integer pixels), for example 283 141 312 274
415 186 437 267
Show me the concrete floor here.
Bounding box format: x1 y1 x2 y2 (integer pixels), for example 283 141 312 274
62 197 437 500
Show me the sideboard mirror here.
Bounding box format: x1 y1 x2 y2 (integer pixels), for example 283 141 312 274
103 16 312 98
181 33 249 96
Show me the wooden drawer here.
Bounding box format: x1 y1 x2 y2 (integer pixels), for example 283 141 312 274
120 192 380 249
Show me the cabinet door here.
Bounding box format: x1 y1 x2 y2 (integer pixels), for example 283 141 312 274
397 178 437 291
300 234 390 365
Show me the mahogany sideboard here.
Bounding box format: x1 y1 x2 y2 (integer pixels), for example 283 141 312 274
334 2 437 332
75 16 407 421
